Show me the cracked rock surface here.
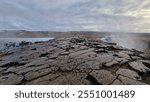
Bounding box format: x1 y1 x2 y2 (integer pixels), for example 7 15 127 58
0 37 150 85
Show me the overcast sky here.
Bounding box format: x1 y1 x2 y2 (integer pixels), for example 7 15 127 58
0 0 150 32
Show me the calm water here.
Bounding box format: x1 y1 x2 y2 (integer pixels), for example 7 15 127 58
0 38 54 50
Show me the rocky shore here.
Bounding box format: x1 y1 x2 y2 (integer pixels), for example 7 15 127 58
0 37 150 85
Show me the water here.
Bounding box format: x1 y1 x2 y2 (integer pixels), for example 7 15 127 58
0 38 54 50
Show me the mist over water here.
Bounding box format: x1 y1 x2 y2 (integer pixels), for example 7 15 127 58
100 33 150 54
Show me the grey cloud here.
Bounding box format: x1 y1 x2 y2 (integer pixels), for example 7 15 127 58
0 0 150 32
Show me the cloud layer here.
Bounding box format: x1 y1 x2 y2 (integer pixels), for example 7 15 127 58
0 0 150 32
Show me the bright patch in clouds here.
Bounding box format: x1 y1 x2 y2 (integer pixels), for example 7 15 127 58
0 0 150 32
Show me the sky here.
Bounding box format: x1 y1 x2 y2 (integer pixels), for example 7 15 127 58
0 0 150 32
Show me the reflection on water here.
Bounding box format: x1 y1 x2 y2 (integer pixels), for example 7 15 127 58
0 38 54 50
102 34 150 54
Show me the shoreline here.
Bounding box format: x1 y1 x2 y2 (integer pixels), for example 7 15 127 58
0 37 150 85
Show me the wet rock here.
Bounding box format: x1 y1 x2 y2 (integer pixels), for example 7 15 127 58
90 70 116 85
116 69 141 80
0 73 24 85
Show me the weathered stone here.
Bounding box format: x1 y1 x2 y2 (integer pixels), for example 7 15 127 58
0 52 7 57
76 61 100 73
60 52 70 55
0 60 25 67
48 54 58 59
105 60 119 67
65 72 90 85
70 38 85 43
114 57 129 64
112 79 123 85
112 46 124 50
120 50 133 55
76 51 97 60
0 67 6 73
0 73 24 85
18 64 51 74
69 48 94 57
94 49 106 53
129 60 150 73
116 69 141 80
118 51 131 60
118 75 147 85
131 56 142 60
96 53 114 64
90 70 116 85
25 67 59 80
139 54 150 59
0 37 149 85
25 57 49 67
4 67 16 73
79 46 88 50
26 73 61 85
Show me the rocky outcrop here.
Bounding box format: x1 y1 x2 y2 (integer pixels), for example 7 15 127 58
0 37 150 85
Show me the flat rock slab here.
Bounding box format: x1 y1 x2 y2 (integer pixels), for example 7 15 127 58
0 73 24 85
90 70 116 85
129 60 150 73
118 75 147 85
116 68 141 80
0 37 149 85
